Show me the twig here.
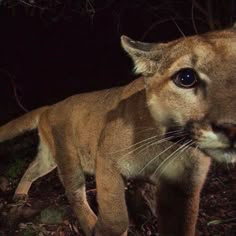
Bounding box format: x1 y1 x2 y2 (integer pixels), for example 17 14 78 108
10 79 29 113
18 0 47 10
207 0 215 30
171 17 186 38
192 0 208 16
141 17 204 40
0 68 28 113
191 0 198 34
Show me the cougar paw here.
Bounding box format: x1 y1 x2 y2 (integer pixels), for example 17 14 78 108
4 200 43 227
121 231 128 236
13 194 28 203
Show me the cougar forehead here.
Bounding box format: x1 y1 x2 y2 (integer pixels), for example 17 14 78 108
158 33 236 79
146 30 236 125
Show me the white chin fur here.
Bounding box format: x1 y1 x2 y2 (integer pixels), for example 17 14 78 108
203 148 236 163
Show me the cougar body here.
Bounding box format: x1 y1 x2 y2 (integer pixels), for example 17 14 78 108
1 28 236 236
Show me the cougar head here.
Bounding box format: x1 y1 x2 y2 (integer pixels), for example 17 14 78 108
121 28 236 163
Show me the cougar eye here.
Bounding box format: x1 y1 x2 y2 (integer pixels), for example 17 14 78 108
173 68 198 88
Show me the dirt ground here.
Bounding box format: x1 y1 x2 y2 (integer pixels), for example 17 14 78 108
0 162 236 236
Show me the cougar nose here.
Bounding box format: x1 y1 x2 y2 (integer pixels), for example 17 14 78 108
212 122 236 143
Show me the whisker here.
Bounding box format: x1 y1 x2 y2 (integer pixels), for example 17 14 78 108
153 139 194 177
110 129 187 155
120 133 187 161
138 138 185 174
132 126 156 131
153 139 190 176
132 127 157 133
165 129 186 135
157 141 195 179
156 142 194 180
119 136 173 160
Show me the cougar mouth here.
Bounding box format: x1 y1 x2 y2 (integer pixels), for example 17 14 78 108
165 125 236 163
165 127 192 144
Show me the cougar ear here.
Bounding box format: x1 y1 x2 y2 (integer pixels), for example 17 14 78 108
121 35 165 75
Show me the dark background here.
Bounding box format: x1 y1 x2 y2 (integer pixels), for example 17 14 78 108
0 0 235 124
0 2 236 235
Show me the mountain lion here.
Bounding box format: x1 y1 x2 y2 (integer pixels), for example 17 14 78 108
1 28 236 236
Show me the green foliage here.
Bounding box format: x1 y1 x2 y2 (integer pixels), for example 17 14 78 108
20 225 38 236
19 223 48 236
39 206 65 224
5 158 27 180
207 217 236 226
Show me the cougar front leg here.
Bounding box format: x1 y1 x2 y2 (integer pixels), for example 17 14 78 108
55 147 97 236
94 157 129 236
155 156 210 236
156 179 200 236
65 182 97 236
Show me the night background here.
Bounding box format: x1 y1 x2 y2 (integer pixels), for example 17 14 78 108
0 0 236 235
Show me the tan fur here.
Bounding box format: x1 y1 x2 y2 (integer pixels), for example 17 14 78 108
2 28 236 236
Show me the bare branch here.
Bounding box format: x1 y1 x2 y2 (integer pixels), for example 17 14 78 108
207 0 215 30
10 79 29 113
171 17 186 39
191 0 198 34
0 68 28 113
192 0 208 16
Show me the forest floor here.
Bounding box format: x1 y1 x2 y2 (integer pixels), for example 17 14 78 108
0 161 236 236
